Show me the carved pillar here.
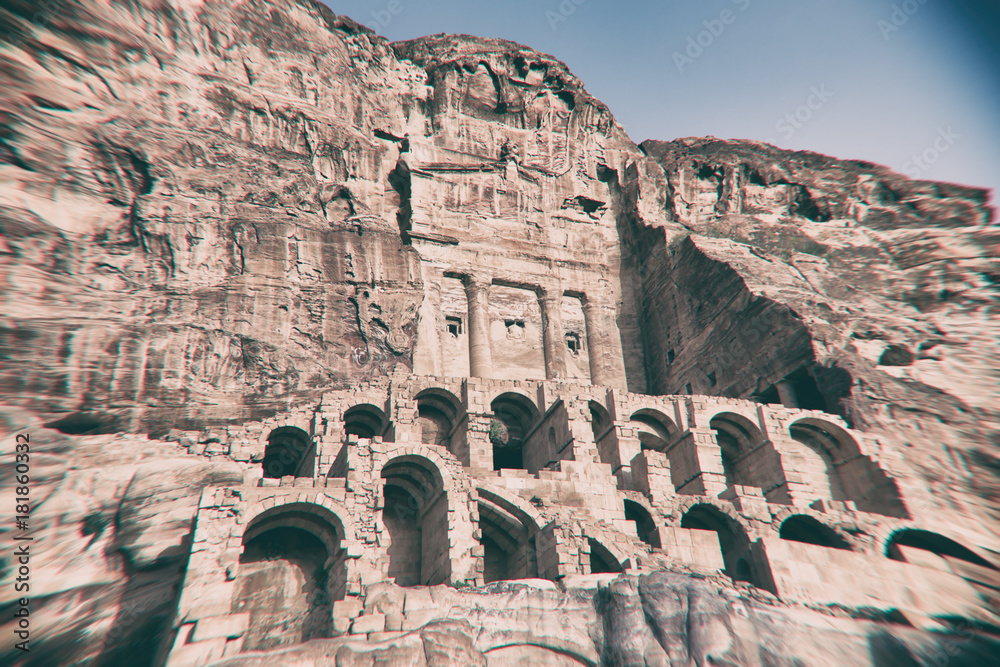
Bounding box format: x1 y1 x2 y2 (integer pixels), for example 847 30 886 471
582 296 627 390
464 276 493 379
539 288 567 380
775 380 799 409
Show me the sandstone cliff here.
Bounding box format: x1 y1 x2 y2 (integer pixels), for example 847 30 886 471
1 0 998 665
628 137 999 528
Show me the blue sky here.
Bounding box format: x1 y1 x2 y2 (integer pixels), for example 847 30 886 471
321 0 1000 202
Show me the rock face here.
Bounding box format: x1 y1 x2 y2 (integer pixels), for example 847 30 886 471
1 0 426 433
1 0 998 666
630 138 999 522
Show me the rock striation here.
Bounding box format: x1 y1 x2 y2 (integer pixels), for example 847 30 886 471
0 0 998 665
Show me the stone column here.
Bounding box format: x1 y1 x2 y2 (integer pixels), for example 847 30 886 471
539 288 567 380
775 380 799 409
582 296 627 390
464 275 493 379
412 266 444 377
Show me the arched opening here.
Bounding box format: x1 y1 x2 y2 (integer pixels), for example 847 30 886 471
886 529 995 569
590 400 618 468
381 456 449 586
415 388 462 452
624 499 661 549
681 504 756 584
490 392 539 470
589 401 612 442
262 426 315 478
709 413 765 489
588 538 623 574
628 408 678 452
477 498 538 583
343 403 388 440
477 488 541 583
789 418 906 517
778 515 852 550
232 504 346 651
786 421 846 502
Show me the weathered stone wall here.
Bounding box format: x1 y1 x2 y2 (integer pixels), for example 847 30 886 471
150 378 1000 663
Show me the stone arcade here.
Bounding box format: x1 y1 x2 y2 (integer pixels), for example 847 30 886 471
166 376 993 663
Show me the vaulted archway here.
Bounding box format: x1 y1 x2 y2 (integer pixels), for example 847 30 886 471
490 392 539 470
415 388 463 452
624 498 661 549
681 503 757 585
381 455 450 586
629 408 678 452
477 494 539 582
343 403 388 440
262 426 315 478
710 412 766 490
789 418 906 517
232 502 347 651
587 537 623 574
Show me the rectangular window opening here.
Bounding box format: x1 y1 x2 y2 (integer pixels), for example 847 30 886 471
565 332 581 355
445 316 463 337
504 319 525 340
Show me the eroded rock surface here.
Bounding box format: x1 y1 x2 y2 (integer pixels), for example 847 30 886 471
1 0 426 433
631 138 999 527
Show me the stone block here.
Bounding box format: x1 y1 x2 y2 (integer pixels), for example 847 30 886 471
165 638 226 666
401 608 448 631
333 598 364 618
191 613 249 642
384 611 404 631
350 613 386 634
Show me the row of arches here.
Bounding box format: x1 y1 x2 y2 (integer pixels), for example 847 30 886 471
261 403 903 527
629 409 904 516
262 395 908 561
670 503 995 588
227 484 994 652
259 391 545 481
